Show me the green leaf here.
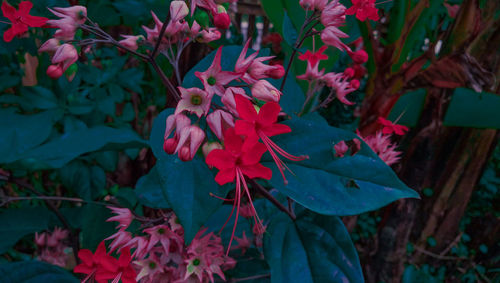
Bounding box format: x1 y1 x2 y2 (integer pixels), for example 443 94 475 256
13 126 147 169
282 12 298 47
80 204 115 250
264 211 364 283
388 89 427 127
263 116 419 216
135 165 170 209
150 109 231 243
443 88 500 129
20 86 59 110
0 208 54 254
403 265 440 283
0 109 61 164
260 0 285 33
0 261 79 283
59 161 106 200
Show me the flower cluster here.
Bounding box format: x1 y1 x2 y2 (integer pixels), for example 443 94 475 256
163 39 307 251
75 206 235 283
1 1 47 42
34 227 70 268
38 5 87 78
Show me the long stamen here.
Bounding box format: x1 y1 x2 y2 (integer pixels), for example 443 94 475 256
209 192 235 202
226 170 242 255
112 272 122 283
218 189 238 235
82 270 96 283
240 176 262 227
261 136 289 184
260 133 308 161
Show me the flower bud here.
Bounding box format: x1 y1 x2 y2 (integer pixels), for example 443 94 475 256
344 67 355 78
164 138 178 154
267 64 285 79
350 79 360 89
39 38 61 54
46 64 63 79
52 44 78 71
214 12 230 29
118 35 144 52
52 6 87 25
251 80 281 102
35 232 47 247
348 49 368 64
202 141 223 158
178 146 192 161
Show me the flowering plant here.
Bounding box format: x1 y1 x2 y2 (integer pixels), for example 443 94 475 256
12 0 494 282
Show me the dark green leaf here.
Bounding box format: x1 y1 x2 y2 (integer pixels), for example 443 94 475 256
0 208 53 254
388 89 427 127
282 12 298 47
135 165 170 209
264 211 364 283
80 204 115 250
443 88 500 129
59 161 106 200
263 117 419 216
0 261 79 283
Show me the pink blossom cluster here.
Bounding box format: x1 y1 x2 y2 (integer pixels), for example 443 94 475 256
38 6 86 79
163 39 285 163
93 206 236 282
35 227 70 268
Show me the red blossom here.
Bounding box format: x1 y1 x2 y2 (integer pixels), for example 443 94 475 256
1 1 47 42
345 0 379 22
298 46 329 67
377 117 409 136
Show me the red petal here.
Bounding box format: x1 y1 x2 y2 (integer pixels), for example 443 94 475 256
261 123 291 137
18 1 33 15
240 163 272 180
73 264 94 275
223 128 244 153
257 101 281 126
215 168 236 185
235 94 257 121
118 248 132 267
23 14 48 27
1 1 16 21
234 120 256 137
377 117 392 126
3 26 16 42
206 149 235 170
240 142 267 165
381 127 393 135
77 249 94 265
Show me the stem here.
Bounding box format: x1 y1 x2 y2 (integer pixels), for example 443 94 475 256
279 14 319 91
1 175 80 264
248 179 296 221
151 14 171 59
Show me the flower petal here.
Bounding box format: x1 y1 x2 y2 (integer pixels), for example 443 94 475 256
261 123 291 137
215 168 236 185
240 142 267 165
257 101 281 126
235 94 257 121
206 149 235 170
240 163 272 180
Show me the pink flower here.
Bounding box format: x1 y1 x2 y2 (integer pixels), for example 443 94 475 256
144 225 182 256
106 206 133 230
244 56 284 84
296 61 325 81
1 1 48 42
190 0 218 16
202 141 223 158
321 26 349 51
134 255 163 282
321 72 358 105
321 1 346 27
47 8 80 40
170 0 189 22
51 5 87 25
239 203 255 218
52 43 78 72
163 114 191 155
221 87 250 115
232 231 251 255
118 35 144 52
175 87 212 117
175 125 206 161
334 140 349 157
39 38 61 54
207 110 235 140
377 117 409 136
105 230 133 253
121 236 149 260
359 131 401 165
251 80 282 102
46 64 63 79
235 39 259 74
198 27 221 43
345 0 379 22
195 47 239 96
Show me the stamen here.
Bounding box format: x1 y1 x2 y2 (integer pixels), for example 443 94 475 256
226 170 242 255
209 192 234 202
111 272 122 283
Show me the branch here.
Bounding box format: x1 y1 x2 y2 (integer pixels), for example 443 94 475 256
230 273 271 282
248 179 296 221
151 13 171 59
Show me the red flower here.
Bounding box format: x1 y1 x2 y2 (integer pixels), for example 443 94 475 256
206 128 271 253
233 94 307 184
96 248 137 283
73 242 116 283
1 1 48 42
298 45 329 67
345 0 379 22
377 117 409 136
